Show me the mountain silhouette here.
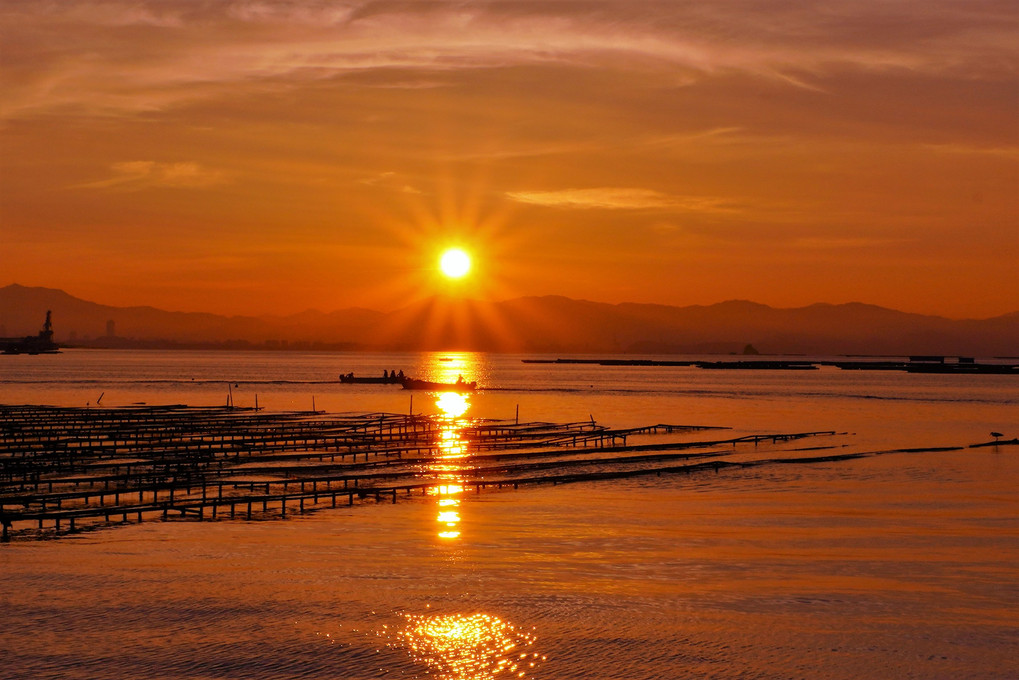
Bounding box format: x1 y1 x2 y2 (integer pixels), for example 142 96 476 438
1 284 1016 356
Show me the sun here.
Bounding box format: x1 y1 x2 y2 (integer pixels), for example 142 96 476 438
439 248 471 279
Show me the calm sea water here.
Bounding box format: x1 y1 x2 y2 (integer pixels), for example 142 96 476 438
1 349 1017 679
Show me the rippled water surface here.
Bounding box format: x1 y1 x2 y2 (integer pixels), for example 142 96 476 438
1 350 1017 679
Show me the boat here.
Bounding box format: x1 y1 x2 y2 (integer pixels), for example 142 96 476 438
400 377 477 391
339 373 404 384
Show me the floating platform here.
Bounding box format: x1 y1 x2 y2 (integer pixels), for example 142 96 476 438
522 357 1018 374
0 404 866 541
696 361 818 370
4 404 1007 542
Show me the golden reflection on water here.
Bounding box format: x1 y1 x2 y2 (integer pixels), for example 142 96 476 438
430 390 472 540
437 392 470 420
426 351 483 385
392 612 544 679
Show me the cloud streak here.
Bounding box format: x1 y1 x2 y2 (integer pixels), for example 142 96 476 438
2 1 1015 119
506 188 743 213
74 161 228 190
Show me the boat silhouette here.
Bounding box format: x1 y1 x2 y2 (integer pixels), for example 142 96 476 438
339 371 403 384
400 376 477 391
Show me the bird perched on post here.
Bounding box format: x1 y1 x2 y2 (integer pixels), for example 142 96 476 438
990 431 1003 442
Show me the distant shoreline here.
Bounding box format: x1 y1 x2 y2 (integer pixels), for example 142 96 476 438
12 345 1019 363
4 285 1017 357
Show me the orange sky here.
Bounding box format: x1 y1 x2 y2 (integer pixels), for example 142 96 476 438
1 1 1016 319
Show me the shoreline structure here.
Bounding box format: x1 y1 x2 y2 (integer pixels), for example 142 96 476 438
2 404 1011 542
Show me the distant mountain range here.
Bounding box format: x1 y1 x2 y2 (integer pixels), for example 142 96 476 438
1 284 1016 356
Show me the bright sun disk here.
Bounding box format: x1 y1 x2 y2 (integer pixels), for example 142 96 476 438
440 248 471 279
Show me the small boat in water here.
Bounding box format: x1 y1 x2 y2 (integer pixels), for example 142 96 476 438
339 373 403 384
400 377 477 391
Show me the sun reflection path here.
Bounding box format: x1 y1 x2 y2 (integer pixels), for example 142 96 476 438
436 391 470 419
391 612 544 679
431 392 472 540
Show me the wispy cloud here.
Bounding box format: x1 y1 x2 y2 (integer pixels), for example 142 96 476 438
75 161 227 190
506 188 743 213
2 1 1015 119
358 171 424 195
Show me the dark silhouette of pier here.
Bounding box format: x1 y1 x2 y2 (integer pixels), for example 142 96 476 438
1 404 1004 541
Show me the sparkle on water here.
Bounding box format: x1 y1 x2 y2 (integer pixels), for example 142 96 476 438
391 612 544 679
